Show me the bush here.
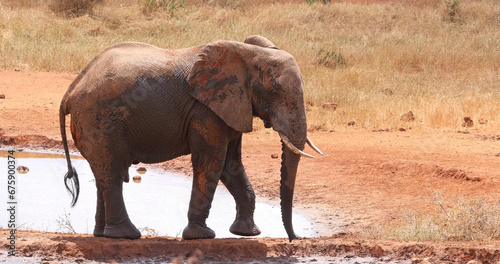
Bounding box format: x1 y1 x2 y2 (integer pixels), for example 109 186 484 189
445 0 461 23
139 0 185 15
306 0 331 4
49 0 101 18
317 49 346 69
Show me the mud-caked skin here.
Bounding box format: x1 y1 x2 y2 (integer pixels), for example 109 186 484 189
59 35 319 241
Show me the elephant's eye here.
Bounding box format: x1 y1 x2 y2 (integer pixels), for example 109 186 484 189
269 91 280 101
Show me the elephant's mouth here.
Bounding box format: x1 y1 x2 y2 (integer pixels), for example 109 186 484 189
279 133 323 158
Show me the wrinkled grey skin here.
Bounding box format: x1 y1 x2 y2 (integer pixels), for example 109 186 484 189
60 35 312 241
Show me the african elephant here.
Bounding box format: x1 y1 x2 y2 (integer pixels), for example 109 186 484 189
59 35 322 242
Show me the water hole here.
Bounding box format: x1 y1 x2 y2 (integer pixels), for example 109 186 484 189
0 150 317 238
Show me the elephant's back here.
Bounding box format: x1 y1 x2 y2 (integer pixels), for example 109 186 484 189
64 42 200 109
64 42 202 163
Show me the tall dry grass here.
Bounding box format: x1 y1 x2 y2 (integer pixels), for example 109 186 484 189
384 192 500 241
0 0 498 130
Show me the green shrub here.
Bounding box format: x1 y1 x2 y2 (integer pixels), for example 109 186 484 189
317 49 346 69
445 0 461 23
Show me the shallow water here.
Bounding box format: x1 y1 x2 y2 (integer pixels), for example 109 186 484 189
0 151 316 238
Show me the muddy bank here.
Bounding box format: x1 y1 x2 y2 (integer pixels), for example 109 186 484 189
2 230 500 263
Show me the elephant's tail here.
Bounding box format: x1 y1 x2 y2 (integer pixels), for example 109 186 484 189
59 103 80 207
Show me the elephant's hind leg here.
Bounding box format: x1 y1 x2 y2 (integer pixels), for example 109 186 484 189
87 148 141 239
220 136 261 237
93 184 105 237
101 178 140 239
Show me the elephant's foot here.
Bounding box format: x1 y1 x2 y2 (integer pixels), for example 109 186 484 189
93 224 105 237
230 219 261 236
103 218 141 239
182 223 215 240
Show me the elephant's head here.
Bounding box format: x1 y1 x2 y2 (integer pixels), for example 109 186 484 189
187 35 322 241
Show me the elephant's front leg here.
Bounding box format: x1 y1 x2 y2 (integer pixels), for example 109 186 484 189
182 153 226 239
220 136 261 237
183 119 230 240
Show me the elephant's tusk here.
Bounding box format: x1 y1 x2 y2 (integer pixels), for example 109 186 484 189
307 137 324 156
279 133 315 158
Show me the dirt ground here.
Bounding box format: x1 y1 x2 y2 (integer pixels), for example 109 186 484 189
1 70 500 263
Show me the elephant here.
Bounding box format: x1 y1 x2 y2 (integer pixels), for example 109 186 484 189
59 35 322 242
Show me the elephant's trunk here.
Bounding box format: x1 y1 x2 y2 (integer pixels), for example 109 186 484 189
279 134 305 242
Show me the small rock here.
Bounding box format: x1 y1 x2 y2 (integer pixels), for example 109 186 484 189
348 121 356 126
17 165 29 174
462 117 474 127
373 128 391 132
478 118 488 125
399 128 406 132
271 154 279 159
132 175 142 183
400 111 415 122
0 94 5 99
322 102 337 111
370 244 384 257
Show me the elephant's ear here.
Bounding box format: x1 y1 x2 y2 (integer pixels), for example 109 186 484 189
188 41 253 133
244 35 278 49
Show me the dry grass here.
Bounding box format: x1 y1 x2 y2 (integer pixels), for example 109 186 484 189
0 0 499 130
383 192 500 241
48 0 102 18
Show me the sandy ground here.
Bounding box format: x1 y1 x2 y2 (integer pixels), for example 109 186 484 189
1 70 500 263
